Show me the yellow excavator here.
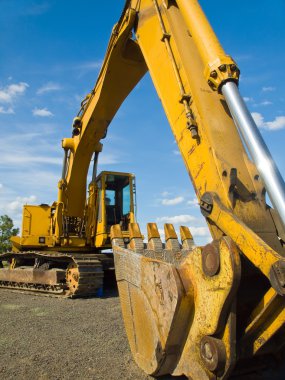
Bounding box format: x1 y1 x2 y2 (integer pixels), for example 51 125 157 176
0 169 136 296
1 0 285 378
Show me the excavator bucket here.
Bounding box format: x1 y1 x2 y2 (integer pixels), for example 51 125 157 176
111 223 241 379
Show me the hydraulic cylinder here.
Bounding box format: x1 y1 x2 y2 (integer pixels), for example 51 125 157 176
222 81 285 231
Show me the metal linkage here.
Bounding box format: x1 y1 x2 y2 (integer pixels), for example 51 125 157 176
92 151 100 182
221 81 285 231
152 0 198 138
61 148 68 180
174 0 285 229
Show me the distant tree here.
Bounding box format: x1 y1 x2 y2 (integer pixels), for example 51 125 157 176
0 215 19 252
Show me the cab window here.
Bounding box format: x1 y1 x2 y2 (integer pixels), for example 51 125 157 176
105 174 131 230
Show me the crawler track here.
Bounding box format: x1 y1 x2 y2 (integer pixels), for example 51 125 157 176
0 251 109 298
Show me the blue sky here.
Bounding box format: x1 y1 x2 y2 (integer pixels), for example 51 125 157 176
0 1 284 246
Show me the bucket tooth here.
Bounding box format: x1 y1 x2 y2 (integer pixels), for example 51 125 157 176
110 224 125 248
147 223 163 252
180 226 195 250
164 223 181 252
128 223 144 253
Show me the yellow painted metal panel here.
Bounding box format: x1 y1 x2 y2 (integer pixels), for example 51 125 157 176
22 205 51 238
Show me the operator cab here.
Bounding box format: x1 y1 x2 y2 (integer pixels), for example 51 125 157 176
95 171 136 247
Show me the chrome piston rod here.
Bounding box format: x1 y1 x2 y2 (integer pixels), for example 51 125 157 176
222 81 285 230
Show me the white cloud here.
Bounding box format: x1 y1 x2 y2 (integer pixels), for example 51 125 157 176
189 226 210 237
78 60 102 70
6 195 37 212
1 170 59 202
243 97 253 102
1 153 61 166
161 196 184 206
262 86 275 92
156 214 196 224
158 228 165 237
32 107 54 117
253 101 273 107
75 60 103 78
0 124 120 173
37 82 61 94
173 150 180 155
97 153 121 165
0 106 14 114
157 226 210 239
187 197 199 207
0 82 29 103
266 116 285 131
0 184 3 189
251 112 285 131
0 129 62 169
161 191 171 197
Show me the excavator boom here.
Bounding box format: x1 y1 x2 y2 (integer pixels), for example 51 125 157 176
104 0 285 378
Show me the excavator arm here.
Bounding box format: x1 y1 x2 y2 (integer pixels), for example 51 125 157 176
59 0 284 250
57 5 147 220
41 0 285 376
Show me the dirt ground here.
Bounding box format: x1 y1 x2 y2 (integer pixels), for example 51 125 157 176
0 286 284 380
0 287 187 380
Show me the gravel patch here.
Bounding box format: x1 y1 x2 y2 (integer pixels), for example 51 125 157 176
0 288 284 380
0 288 185 380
